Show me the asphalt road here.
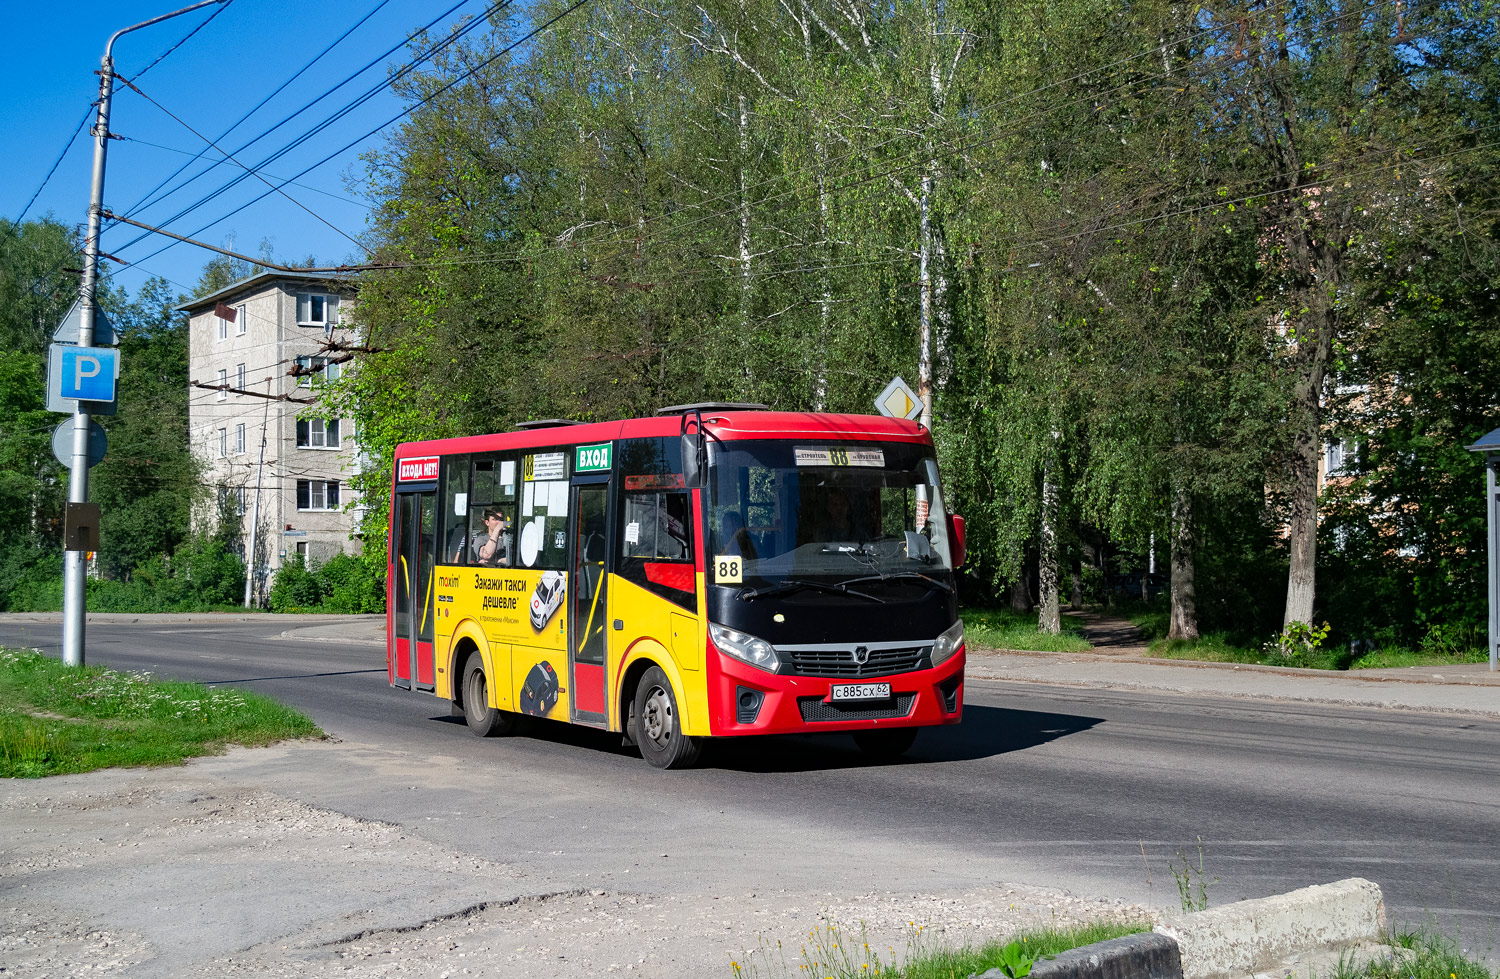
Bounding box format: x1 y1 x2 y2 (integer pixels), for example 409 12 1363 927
4 617 1498 955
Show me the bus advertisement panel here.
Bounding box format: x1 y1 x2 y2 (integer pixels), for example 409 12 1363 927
386 407 966 769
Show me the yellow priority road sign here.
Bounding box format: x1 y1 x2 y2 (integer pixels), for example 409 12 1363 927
875 376 923 421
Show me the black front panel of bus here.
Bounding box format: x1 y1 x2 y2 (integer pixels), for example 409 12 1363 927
705 583 955 648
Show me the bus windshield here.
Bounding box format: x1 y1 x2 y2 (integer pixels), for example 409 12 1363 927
707 439 955 591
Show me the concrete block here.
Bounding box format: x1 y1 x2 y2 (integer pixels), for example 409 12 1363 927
1154 878 1388 979
972 933 1183 979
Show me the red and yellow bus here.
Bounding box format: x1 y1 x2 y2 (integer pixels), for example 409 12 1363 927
386 404 967 768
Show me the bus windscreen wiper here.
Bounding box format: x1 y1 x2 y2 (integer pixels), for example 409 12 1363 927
839 571 953 593
738 578 887 603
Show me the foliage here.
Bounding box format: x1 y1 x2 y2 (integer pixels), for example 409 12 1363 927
0 646 319 777
1168 840 1215 912
268 553 384 613
1264 620 1332 665
728 919 1148 979
991 941 1035 979
963 607 1093 654
1333 930 1497 979
315 0 1500 650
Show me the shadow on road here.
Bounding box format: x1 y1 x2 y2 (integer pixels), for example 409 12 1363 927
203 668 389 684
431 702 1102 772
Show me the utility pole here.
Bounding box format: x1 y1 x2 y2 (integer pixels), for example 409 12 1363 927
62 0 228 668
243 376 274 607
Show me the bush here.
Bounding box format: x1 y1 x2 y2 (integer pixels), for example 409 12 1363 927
267 552 384 614
319 553 384 613
268 556 326 612
0 537 247 613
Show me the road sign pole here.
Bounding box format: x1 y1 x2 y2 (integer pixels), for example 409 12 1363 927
63 0 229 668
61 38 117 668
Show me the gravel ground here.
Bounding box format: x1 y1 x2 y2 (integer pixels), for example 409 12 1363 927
0 756 1151 979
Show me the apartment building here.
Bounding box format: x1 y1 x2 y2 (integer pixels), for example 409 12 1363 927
178 271 362 598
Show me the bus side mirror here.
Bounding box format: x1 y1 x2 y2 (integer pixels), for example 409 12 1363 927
948 514 966 568
681 432 706 488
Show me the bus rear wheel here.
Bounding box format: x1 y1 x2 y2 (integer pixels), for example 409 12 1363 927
633 666 700 769
462 652 514 738
853 727 919 759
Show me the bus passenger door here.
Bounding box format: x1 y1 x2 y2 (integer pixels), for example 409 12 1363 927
569 480 609 723
392 490 437 691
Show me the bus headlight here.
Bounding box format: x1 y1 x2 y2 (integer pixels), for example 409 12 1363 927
709 622 780 673
931 619 964 666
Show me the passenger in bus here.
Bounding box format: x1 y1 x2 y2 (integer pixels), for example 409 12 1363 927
719 510 757 559
470 508 513 566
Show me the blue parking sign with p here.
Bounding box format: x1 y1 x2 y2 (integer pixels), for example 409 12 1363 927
58 346 119 402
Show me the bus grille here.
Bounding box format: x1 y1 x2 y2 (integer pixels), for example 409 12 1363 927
780 645 931 678
798 694 916 722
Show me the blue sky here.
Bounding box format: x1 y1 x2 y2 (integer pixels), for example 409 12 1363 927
2 0 496 301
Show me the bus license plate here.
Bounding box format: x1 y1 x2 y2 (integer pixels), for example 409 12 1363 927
830 682 891 702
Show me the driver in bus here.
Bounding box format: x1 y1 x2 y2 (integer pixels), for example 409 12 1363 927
719 510 757 559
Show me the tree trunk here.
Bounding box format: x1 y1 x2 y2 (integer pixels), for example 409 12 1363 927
737 93 754 386
1282 260 1336 630
1282 368 1323 629
1038 459 1061 634
1168 482 1199 641
917 169 933 431
1070 548 1083 609
1009 577 1031 613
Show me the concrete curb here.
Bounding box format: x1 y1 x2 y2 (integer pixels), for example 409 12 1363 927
1153 878 1387 979
973 933 1183 979
973 879 1398 979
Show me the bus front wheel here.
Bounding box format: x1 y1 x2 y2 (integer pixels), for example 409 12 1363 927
633 666 700 769
462 652 514 738
853 727 918 759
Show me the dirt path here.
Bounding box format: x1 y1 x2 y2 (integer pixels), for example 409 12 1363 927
1063 610 1150 656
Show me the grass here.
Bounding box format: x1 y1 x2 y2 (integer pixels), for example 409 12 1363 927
731 919 1151 979
0 646 321 778
1335 930 1497 979
963 607 1093 654
1119 605 1490 671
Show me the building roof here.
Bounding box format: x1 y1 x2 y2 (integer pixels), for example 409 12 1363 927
1467 428 1500 454
174 269 356 313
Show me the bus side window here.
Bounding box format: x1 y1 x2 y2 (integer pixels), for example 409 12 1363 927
468 454 517 568
616 436 693 610
440 454 471 565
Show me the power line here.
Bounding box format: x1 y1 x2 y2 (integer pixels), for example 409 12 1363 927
12 107 93 226
118 0 588 272
112 0 497 257
338 0 1408 289
10 0 231 228
116 0 395 221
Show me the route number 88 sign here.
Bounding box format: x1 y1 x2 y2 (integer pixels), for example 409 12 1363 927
714 555 743 584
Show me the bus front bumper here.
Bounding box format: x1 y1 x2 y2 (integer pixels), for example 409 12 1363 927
709 647 965 736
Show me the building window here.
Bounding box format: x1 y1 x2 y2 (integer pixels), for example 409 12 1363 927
295 541 308 558
218 428 227 458
295 293 340 328
217 485 248 515
236 363 246 390
297 479 340 511
1326 439 1351 476
217 313 229 341
235 304 247 336
296 417 341 449
294 355 341 387
235 423 246 454
217 369 227 399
